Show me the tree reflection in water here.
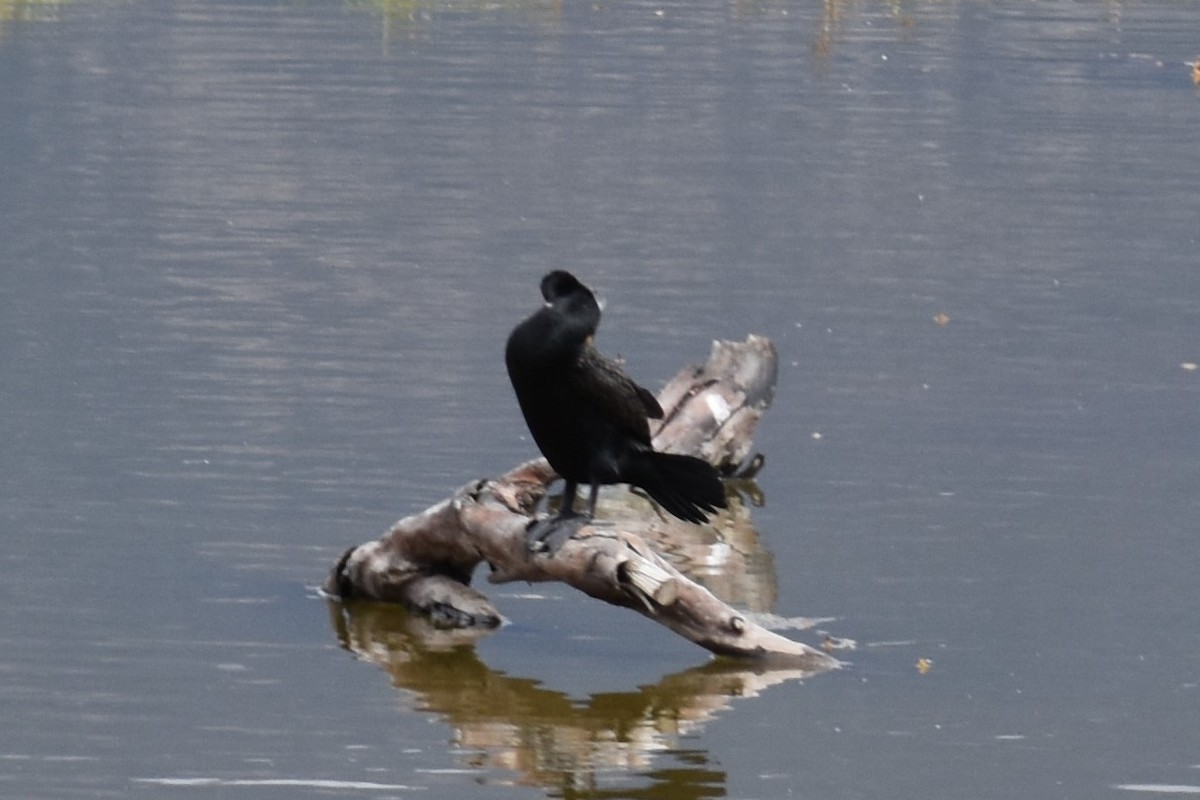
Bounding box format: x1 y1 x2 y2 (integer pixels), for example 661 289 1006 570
328 599 828 798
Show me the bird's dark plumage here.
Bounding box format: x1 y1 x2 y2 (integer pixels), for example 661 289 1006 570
505 270 727 549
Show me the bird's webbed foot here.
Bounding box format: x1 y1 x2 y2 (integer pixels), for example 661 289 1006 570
525 512 589 555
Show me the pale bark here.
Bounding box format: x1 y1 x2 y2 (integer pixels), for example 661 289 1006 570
324 335 838 670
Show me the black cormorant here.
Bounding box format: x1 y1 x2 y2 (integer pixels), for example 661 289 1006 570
505 270 727 550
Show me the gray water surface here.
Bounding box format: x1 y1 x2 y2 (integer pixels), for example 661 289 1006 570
2 1 1198 798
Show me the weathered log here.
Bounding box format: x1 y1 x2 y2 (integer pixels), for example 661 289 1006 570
324 335 838 670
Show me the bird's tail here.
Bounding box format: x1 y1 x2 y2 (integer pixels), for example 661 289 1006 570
626 450 728 524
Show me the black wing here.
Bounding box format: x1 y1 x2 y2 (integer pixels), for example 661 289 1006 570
570 344 663 444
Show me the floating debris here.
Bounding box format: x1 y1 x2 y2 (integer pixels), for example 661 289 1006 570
820 633 858 652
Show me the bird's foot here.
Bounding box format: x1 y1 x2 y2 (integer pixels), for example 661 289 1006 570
525 513 589 555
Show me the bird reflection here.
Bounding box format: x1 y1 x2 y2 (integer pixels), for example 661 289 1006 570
327 599 822 799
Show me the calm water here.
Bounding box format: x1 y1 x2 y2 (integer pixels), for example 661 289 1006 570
2 1 1198 798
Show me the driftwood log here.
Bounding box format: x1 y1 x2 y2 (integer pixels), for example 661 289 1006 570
324 335 838 670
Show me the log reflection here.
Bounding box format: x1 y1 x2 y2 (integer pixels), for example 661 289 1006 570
328 599 822 797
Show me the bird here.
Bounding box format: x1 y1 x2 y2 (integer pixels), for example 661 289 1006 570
505 270 727 551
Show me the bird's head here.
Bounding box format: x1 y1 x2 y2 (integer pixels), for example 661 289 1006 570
540 270 602 332
540 270 588 303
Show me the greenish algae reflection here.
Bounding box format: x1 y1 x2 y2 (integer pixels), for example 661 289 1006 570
346 0 563 40
341 0 940 61
328 599 829 798
0 0 70 31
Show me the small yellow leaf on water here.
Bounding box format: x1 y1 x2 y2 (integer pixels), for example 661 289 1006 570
916 658 933 674
933 313 951 327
